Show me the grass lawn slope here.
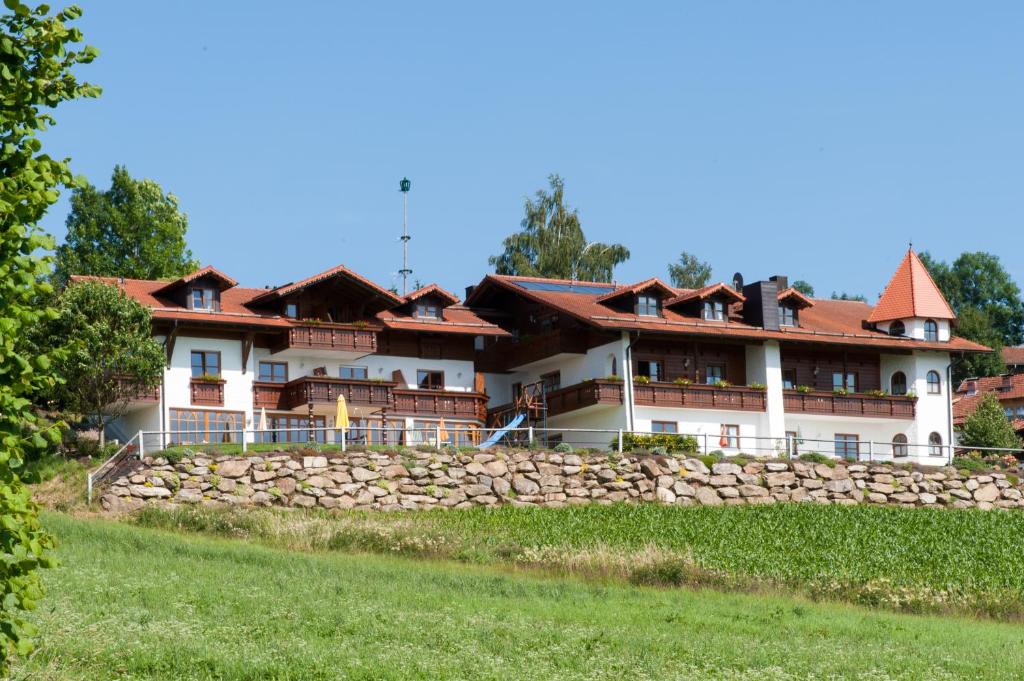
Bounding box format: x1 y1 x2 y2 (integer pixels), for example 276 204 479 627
14 513 1024 680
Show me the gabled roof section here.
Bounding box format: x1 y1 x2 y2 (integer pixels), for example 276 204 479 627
1003 346 1024 366
405 283 460 307
594 278 676 304
248 264 402 307
866 249 956 323
665 282 746 307
777 287 814 310
154 266 238 295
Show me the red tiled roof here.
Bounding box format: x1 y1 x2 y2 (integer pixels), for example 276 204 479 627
1004 346 1024 366
866 249 956 323
404 283 460 306
467 274 990 353
594 278 676 304
952 374 1024 423
248 264 403 306
153 265 237 294
665 282 746 307
376 305 509 336
777 287 814 309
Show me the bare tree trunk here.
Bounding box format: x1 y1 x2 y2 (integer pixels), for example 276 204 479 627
97 411 105 448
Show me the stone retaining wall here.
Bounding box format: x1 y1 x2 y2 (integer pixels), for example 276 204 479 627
99 447 1024 513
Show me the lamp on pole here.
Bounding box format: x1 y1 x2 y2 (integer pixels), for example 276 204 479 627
399 177 412 296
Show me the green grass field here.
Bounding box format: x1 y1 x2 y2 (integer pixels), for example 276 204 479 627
13 512 1024 680
134 503 1024 618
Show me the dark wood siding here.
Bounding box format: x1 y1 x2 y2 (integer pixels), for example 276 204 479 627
632 339 747 385
779 347 881 392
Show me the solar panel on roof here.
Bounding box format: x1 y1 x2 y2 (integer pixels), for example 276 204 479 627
515 280 613 295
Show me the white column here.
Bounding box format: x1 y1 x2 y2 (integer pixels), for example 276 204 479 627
620 331 634 431
755 341 787 443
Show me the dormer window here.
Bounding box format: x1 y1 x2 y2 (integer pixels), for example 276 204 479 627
778 304 797 326
888 320 905 337
636 294 661 317
415 302 441 319
703 300 725 321
284 302 298 318
190 287 219 311
924 319 939 342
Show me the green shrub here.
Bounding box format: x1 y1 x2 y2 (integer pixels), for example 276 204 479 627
633 375 650 384
748 382 767 391
952 456 989 474
798 452 835 467
616 433 698 454
553 442 573 453
698 454 721 468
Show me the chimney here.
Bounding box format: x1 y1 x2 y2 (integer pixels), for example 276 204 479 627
465 285 476 301
742 280 780 331
769 275 789 292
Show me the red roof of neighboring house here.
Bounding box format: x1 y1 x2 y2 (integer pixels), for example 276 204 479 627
465 273 990 353
1003 346 1024 366
952 374 1024 423
866 249 956 323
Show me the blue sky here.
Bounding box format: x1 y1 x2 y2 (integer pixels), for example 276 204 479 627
39 1 1024 299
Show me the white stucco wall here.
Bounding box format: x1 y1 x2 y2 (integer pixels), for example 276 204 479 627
878 318 951 342
165 335 256 430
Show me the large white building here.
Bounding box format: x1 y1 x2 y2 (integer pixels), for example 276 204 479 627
95 249 987 464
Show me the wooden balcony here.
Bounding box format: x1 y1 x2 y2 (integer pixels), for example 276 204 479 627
253 377 487 421
190 379 225 407
784 390 916 419
115 377 159 403
476 329 589 372
633 382 767 411
544 379 624 416
274 324 378 354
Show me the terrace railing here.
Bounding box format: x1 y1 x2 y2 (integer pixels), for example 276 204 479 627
783 389 915 419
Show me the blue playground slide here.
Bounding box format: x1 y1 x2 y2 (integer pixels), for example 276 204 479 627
477 413 526 449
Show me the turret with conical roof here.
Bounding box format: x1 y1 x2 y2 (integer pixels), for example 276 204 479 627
867 249 955 342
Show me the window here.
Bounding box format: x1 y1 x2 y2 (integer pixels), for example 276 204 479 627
637 359 661 382
256 414 327 444
416 370 444 390
785 430 799 457
191 288 218 311
720 424 739 449
703 300 726 321
892 434 908 458
890 371 907 396
190 350 220 379
415 302 441 319
832 371 857 392
284 302 298 318
1006 407 1015 419
926 370 941 394
782 369 797 390
928 432 943 457
636 294 661 317
540 371 561 393
705 365 724 385
339 366 369 380
834 434 859 460
924 319 939 342
888 320 906 337
258 361 287 383
169 409 242 445
778 304 797 326
1017 406 1024 418
651 421 678 434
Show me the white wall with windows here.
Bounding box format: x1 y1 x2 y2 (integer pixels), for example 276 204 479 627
164 335 255 435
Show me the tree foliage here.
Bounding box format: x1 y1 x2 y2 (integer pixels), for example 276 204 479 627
959 393 1022 450
54 164 198 286
831 291 867 302
953 307 1007 381
791 280 814 297
489 175 629 282
667 252 711 289
0 0 99 670
45 281 164 446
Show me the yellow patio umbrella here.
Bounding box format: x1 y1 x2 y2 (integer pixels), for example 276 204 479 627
335 394 350 443
438 418 448 446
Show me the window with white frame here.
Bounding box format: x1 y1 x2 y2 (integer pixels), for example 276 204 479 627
703 299 726 321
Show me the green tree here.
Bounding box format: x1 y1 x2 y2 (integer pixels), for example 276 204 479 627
667 252 711 289
920 251 1024 350
959 393 1022 450
0 1 99 670
53 165 198 286
831 291 867 302
792 280 815 296
953 307 1007 381
489 174 629 282
45 281 164 447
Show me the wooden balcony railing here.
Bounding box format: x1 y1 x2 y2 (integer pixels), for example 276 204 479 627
253 377 488 421
115 377 159 403
275 324 378 354
190 379 225 407
633 382 767 411
783 389 915 419
476 329 589 372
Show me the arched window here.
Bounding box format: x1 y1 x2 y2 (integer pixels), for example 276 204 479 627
928 432 943 457
926 370 941 394
892 434 908 458
890 371 907 396
888 320 906 337
924 319 939 342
